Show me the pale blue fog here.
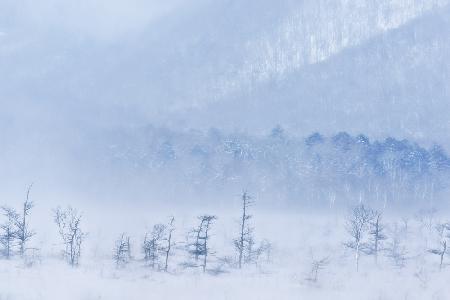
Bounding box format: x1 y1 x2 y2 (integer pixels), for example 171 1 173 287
1 1 450 299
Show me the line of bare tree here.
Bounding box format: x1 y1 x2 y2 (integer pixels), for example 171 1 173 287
343 203 450 274
3 187 449 278
112 191 272 273
0 186 271 273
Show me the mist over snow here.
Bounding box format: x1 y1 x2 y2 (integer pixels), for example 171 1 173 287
1 1 450 299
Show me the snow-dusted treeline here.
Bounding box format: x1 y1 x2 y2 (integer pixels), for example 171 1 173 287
103 126 450 208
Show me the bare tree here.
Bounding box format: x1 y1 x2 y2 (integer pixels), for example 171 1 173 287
53 206 86 267
385 222 408 268
0 184 36 258
163 217 175 272
415 208 437 249
0 207 18 259
16 184 35 257
234 191 254 269
429 240 447 271
114 233 131 268
143 224 165 270
189 218 204 263
254 239 272 266
401 217 409 235
414 267 429 289
415 208 437 232
365 210 387 265
188 215 217 273
344 204 373 271
428 222 449 270
306 254 330 283
200 215 216 273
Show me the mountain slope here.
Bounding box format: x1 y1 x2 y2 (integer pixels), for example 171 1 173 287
181 4 450 148
1 0 448 126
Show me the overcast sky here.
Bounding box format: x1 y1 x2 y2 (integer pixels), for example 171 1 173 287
1 0 196 39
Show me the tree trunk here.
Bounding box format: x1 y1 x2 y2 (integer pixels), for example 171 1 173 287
356 242 360 272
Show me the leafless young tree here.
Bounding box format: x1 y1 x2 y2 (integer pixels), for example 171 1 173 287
189 218 204 263
365 210 387 265
188 215 217 273
0 184 36 258
401 217 409 235
234 191 254 269
0 207 17 259
306 255 330 283
114 233 131 268
385 222 408 268
254 239 272 266
415 208 437 232
428 222 449 270
414 267 430 289
143 224 165 270
53 206 86 267
429 240 447 271
16 184 35 257
344 204 373 271
163 216 175 272
415 208 437 249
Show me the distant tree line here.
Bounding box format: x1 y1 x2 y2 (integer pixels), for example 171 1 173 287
105 126 450 207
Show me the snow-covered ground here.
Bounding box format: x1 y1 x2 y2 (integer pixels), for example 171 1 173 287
3 260 450 300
